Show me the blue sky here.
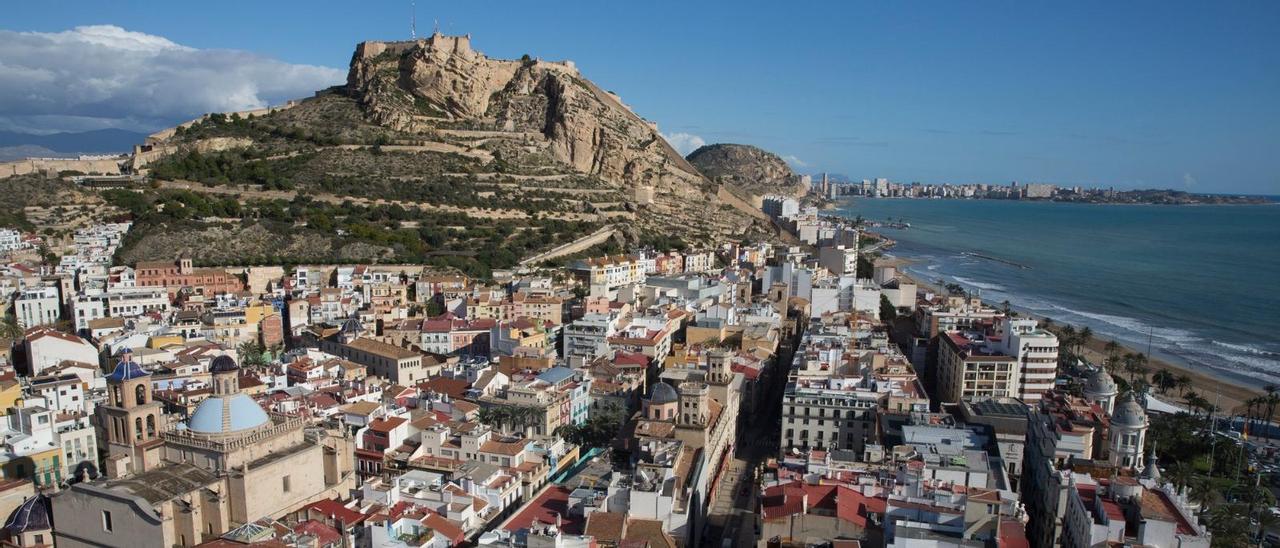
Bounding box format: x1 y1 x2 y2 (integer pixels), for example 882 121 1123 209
5 1 1278 194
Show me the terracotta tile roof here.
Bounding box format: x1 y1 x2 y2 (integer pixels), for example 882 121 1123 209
346 338 420 360
368 416 407 433
585 511 627 542
623 518 676 548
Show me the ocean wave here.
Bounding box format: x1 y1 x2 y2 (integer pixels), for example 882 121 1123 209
952 276 1006 291
1211 340 1280 358
1178 344 1280 379
1047 304 1197 343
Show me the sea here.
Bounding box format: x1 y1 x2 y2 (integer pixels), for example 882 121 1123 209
831 198 1280 387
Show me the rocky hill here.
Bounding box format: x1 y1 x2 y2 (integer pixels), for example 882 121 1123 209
93 33 772 275
687 143 806 199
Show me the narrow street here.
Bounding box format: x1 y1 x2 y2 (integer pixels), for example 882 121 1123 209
704 317 802 546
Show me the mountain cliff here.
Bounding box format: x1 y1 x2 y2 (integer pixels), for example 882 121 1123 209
687 143 806 199
346 36 702 189
103 34 771 273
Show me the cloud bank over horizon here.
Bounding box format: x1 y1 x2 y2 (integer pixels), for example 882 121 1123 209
0 25 345 134
661 132 706 156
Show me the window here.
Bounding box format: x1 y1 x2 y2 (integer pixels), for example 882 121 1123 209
282 475 291 493
102 510 113 532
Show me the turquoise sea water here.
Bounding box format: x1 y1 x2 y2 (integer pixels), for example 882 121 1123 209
833 198 1280 386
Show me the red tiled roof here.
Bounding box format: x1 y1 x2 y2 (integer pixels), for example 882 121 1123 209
502 486 582 535
999 520 1031 548
419 377 469 399
368 416 407 433
305 498 366 526
421 511 466 544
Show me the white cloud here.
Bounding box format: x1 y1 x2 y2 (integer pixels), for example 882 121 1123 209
661 132 706 156
1183 173 1197 188
0 25 345 133
782 154 809 168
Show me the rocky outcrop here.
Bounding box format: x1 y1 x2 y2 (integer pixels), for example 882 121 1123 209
345 33 710 203
687 143 805 199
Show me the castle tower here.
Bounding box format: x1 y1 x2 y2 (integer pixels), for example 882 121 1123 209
1108 392 1149 471
678 382 709 427
97 348 166 478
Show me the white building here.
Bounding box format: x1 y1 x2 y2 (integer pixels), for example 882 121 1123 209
1108 393 1148 470
0 229 30 253
992 317 1059 403
71 295 107 332
562 313 617 361
762 195 800 220
105 287 170 317
817 244 859 277
15 286 60 329
24 328 100 377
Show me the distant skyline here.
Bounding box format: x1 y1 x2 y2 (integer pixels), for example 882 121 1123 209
3 1 1277 194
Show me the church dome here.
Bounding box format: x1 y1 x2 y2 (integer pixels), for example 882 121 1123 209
1111 393 1147 428
106 352 149 383
3 493 50 535
649 381 679 405
187 393 271 436
1082 368 1118 398
210 355 240 374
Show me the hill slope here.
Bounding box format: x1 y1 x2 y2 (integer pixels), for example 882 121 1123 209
104 34 770 274
686 143 806 199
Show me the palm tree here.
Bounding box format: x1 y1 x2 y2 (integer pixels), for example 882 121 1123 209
1185 391 1209 420
0 317 23 341
1264 385 1279 441
1245 396 1265 437
1151 370 1176 394
1175 373 1192 397
1165 461 1194 493
1103 340 1121 366
1077 326 1093 357
1188 476 1217 508
238 341 265 366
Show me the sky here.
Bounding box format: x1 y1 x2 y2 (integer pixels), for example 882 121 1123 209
3 1 1278 194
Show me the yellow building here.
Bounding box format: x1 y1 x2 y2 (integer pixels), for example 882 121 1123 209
1 446 62 488
0 378 22 414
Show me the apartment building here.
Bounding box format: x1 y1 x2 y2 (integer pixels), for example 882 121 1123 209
937 332 1020 405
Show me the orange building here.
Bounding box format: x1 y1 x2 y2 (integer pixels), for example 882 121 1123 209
135 258 243 298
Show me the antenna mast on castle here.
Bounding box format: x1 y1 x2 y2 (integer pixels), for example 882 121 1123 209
410 0 416 39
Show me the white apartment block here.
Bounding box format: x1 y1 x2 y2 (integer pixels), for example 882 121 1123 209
817 244 859 277
994 317 1059 403
15 286 60 329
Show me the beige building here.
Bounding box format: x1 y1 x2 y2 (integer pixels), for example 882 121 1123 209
54 356 355 548
321 331 427 385
937 332 1019 405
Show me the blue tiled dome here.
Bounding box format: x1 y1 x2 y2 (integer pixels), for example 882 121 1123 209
106 359 149 383
3 494 50 534
649 381 679 405
187 393 271 435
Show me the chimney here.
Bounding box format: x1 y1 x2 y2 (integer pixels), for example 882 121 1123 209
801 492 809 514
555 511 562 529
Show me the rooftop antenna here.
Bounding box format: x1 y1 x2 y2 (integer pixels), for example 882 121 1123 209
410 0 416 39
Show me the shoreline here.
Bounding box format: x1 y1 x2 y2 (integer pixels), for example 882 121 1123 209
893 266 1263 413
831 196 1278 207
